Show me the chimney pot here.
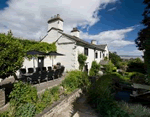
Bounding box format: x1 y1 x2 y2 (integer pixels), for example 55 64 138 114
57 14 60 17
71 27 80 38
91 40 97 45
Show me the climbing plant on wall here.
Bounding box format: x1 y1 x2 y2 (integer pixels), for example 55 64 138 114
0 30 57 79
78 53 87 71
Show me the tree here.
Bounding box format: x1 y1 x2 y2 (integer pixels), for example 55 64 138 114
127 58 146 74
135 0 150 80
109 51 122 68
0 32 24 79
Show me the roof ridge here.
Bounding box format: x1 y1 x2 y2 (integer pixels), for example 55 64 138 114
59 31 105 51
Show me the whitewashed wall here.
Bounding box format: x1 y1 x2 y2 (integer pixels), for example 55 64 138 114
42 29 61 43
54 36 76 71
104 46 109 59
75 45 104 71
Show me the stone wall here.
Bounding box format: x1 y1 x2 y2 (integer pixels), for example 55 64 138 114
0 89 5 108
36 89 82 117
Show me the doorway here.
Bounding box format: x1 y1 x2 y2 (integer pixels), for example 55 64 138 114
38 57 44 70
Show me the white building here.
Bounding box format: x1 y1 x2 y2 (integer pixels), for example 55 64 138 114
18 14 109 74
40 14 109 72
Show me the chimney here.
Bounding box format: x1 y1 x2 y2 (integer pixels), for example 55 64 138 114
71 27 80 38
47 14 63 32
91 40 97 45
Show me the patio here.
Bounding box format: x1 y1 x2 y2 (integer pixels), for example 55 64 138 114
17 50 65 84
18 65 65 84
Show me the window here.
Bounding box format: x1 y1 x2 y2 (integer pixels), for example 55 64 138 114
95 52 98 58
103 53 105 58
84 47 88 56
100 52 101 58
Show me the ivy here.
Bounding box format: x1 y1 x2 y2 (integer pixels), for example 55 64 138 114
78 53 87 71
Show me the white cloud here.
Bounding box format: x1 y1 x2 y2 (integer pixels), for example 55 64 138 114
80 26 135 49
107 7 116 11
0 0 118 40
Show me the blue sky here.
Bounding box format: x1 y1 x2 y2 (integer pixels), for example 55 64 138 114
0 0 146 56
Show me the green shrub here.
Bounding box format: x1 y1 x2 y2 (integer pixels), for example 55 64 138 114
61 70 90 93
0 111 8 117
9 81 37 107
127 58 146 74
35 101 46 114
118 101 150 117
78 53 87 71
15 103 36 117
8 81 37 116
130 72 146 84
50 86 59 101
87 74 129 117
89 61 100 76
103 61 115 74
41 89 52 105
61 70 83 93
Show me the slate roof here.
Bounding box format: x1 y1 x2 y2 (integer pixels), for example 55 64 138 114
96 44 107 50
59 32 105 51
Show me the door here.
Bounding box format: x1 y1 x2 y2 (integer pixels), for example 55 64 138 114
38 57 44 69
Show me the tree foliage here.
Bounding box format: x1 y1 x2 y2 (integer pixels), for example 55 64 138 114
135 0 150 79
127 58 146 74
109 51 122 68
0 33 24 79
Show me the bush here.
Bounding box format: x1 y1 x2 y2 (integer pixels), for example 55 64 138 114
15 103 36 117
127 58 146 74
0 111 8 117
61 70 90 93
0 33 24 79
103 61 115 74
87 74 129 117
50 86 59 101
89 61 100 76
118 101 150 117
130 72 146 84
8 81 37 116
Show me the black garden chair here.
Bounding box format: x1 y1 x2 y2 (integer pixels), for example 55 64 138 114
59 66 65 77
19 68 27 82
54 68 61 79
28 68 34 73
27 71 40 84
47 69 54 80
40 67 47 82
